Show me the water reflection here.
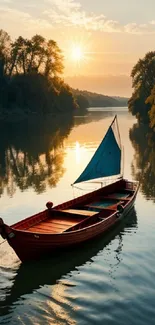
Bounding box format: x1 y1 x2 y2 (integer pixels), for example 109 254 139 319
0 115 74 197
130 123 155 200
0 208 137 320
74 108 128 127
0 109 125 198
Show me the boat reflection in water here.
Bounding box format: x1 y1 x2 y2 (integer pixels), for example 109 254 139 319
0 207 137 320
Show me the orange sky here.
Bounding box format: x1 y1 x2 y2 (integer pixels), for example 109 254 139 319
1 0 155 96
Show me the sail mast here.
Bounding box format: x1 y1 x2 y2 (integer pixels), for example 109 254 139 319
115 115 124 178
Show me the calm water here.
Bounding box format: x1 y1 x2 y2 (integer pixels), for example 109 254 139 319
0 108 155 325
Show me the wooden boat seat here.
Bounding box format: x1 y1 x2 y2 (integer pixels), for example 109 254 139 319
26 216 84 234
60 209 97 216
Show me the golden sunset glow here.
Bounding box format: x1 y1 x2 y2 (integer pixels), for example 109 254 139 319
75 141 81 163
71 44 84 62
2 0 155 97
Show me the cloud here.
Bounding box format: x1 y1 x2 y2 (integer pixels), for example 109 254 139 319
46 0 81 14
0 7 53 37
44 0 122 32
124 22 155 34
1 0 155 36
1 0 12 3
44 0 155 34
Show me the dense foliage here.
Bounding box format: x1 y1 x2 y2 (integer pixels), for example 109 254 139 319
0 29 129 121
0 29 78 121
129 51 155 126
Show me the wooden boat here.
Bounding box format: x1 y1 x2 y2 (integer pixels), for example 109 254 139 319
0 208 137 316
0 116 139 262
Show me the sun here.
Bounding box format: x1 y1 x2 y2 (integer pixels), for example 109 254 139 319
71 45 84 62
64 37 92 72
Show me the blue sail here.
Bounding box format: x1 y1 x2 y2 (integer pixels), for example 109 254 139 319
74 122 121 184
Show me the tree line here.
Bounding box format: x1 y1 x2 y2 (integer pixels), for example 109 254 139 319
129 51 155 128
73 89 128 108
0 29 80 121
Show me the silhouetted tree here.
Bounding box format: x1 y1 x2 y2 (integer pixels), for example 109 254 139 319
0 30 78 119
0 29 11 77
44 40 63 77
129 51 155 122
76 94 89 110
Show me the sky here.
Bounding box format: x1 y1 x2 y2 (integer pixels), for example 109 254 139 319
1 0 155 96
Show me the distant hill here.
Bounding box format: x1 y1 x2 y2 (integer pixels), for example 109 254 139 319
65 74 131 98
112 96 129 104
73 89 128 108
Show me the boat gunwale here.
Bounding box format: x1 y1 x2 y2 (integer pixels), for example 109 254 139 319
9 210 117 236
3 180 139 239
7 182 139 236
10 179 125 230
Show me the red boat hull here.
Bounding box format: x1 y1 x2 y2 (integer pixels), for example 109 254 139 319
0 179 139 262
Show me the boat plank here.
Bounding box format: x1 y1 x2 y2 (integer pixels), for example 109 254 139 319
27 226 59 234
29 223 65 232
60 209 97 216
46 220 78 228
27 216 81 232
27 217 84 234
41 224 65 231
47 219 78 226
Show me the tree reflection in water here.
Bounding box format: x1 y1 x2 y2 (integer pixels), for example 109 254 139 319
0 110 127 197
0 115 74 197
130 122 155 200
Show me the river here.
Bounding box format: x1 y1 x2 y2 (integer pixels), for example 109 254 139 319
0 108 155 324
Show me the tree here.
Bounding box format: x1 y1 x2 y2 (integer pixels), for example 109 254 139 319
44 40 64 78
0 29 11 77
76 94 89 110
0 30 77 117
0 30 11 109
9 35 45 76
129 51 155 122
10 36 29 75
49 77 78 113
27 34 45 73
9 35 63 78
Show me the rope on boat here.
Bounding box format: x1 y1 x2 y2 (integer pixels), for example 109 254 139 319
0 239 6 246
